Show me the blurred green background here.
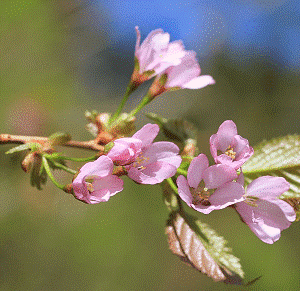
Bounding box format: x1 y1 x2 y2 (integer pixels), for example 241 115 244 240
1 0 300 290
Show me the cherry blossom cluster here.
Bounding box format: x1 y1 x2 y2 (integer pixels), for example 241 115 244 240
71 28 295 245
73 124 181 203
132 27 215 97
177 120 296 244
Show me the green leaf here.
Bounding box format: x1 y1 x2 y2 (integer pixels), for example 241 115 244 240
5 143 41 154
30 154 47 190
146 113 198 155
48 132 71 146
243 135 300 200
165 212 244 284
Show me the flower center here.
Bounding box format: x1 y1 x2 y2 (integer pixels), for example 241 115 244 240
190 182 211 206
133 155 149 171
224 146 236 160
85 176 97 193
244 195 259 207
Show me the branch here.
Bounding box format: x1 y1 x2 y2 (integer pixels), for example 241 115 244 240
0 134 104 152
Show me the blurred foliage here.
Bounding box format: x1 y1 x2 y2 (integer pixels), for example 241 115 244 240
0 1 300 290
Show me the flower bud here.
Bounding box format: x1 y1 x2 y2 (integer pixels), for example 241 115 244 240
110 113 136 137
21 152 36 173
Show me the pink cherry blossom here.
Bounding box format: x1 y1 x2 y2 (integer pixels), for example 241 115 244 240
235 176 296 244
108 123 182 184
134 27 187 78
177 154 244 214
72 156 123 204
210 120 254 170
163 51 215 89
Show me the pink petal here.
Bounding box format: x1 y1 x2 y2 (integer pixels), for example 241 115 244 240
79 155 114 178
132 123 159 148
183 75 215 89
177 175 193 206
232 135 250 157
208 182 245 209
165 51 200 88
247 176 290 199
138 29 169 73
91 175 124 203
209 134 219 160
72 177 89 202
107 137 142 165
203 164 237 189
141 141 181 167
216 154 234 166
216 120 237 152
162 40 186 64
235 198 295 244
128 161 177 184
235 202 281 244
135 26 141 53
187 154 209 189
254 199 296 228
237 172 244 185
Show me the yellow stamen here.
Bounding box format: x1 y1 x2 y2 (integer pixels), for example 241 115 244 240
133 155 149 170
225 146 236 160
86 182 94 193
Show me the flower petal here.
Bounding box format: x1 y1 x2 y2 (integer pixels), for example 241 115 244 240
208 182 245 209
135 26 141 53
165 52 200 88
177 175 193 206
216 120 237 152
91 175 124 203
203 164 237 189
235 202 281 244
128 161 177 184
209 133 219 161
183 75 215 89
187 154 209 189
142 141 181 167
132 123 159 148
79 155 114 177
107 137 142 165
235 198 295 244
246 176 290 199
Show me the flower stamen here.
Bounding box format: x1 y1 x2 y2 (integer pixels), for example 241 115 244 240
133 155 149 170
225 146 236 160
191 186 211 206
244 195 259 207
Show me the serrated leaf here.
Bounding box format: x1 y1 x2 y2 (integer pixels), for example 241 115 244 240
147 113 197 143
243 135 300 201
5 143 41 154
166 212 244 284
146 113 198 156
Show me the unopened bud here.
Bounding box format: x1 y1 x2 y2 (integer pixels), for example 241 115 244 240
21 152 41 173
182 138 197 157
48 132 71 146
110 113 136 136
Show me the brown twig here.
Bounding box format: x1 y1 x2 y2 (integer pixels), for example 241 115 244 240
0 134 104 152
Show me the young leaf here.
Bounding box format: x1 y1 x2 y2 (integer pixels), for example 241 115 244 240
243 135 300 198
48 132 71 146
30 154 47 190
5 143 41 154
165 212 244 284
146 113 198 145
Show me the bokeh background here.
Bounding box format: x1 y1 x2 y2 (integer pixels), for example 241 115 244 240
1 0 300 290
